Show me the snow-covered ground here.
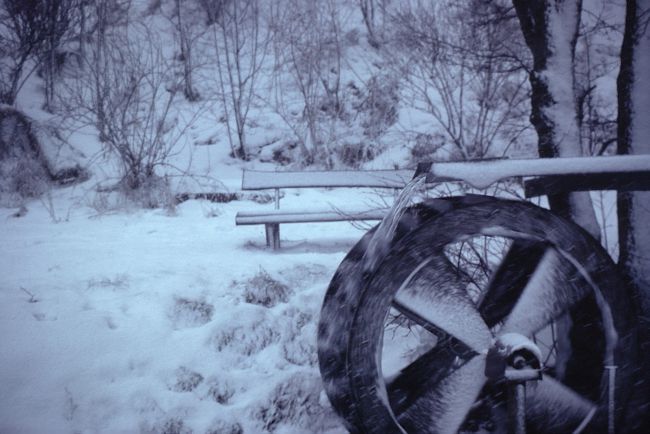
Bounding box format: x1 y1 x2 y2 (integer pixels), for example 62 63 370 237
0 177 391 433
0 0 629 431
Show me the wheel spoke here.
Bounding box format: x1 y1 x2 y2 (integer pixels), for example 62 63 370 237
502 247 590 336
527 375 597 431
387 336 474 416
478 239 548 328
393 256 492 353
396 354 487 434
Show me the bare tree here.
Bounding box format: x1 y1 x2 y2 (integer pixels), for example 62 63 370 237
388 0 530 160
168 0 202 101
617 0 650 428
357 0 392 49
62 21 192 191
573 1 622 157
270 0 344 166
512 0 601 238
0 0 49 105
510 3 636 431
196 0 227 26
80 0 131 142
212 0 267 160
40 0 77 111
358 0 380 48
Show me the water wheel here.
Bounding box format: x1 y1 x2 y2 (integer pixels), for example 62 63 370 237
318 196 638 433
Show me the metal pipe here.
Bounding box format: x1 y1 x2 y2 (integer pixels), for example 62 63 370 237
508 382 526 434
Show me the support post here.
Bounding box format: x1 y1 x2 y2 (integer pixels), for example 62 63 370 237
265 223 280 250
262 188 280 249
265 223 272 247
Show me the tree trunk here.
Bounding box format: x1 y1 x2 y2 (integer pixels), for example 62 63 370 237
512 1 608 428
512 0 600 239
175 0 197 102
358 0 380 48
617 0 650 430
79 1 86 70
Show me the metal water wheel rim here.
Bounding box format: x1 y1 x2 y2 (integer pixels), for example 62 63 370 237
318 197 638 434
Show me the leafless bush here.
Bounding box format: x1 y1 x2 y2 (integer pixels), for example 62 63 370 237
39 0 77 111
334 142 382 168
211 0 268 160
165 0 205 101
386 0 530 159
574 1 621 157
170 366 204 392
206 420 243 434
356 0 391 48
206 376 235 404
268 0 344 166
211 318 279 356
170 296 215 328
253 372 329 432
0 0 49 105
61 20 198 200
0 107 50 204
357 73 400 139
234 268 292 308
409 132 446 161
197 0 228 26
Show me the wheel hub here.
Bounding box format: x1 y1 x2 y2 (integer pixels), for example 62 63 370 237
486 333 543 382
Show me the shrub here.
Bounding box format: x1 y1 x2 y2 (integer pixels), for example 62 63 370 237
237 269 292 308
170 297 214 329
0 108 50 204
212 319 279 356
271 141 299 166
334 142 381 168
121 174 175 210
410 133 446 160
157 418 191 434
281 308 317 366
206 420 243 434
206 377 235 404
254 372 328 432
170 366 203 392
359 73 400 139
0 154 49 202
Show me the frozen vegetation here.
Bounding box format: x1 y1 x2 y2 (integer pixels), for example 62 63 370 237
0 191 363 433
1 0 648 432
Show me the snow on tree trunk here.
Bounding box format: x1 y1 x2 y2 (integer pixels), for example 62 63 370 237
512 1 606 422
618 0 650 320
512 0 600 239
617 0 650 430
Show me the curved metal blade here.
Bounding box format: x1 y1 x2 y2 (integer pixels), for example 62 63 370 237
396 354 488 434
387 336 474 416
527 375 597 432
502 247 590 336
479 239 548 328
393 256 492 354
